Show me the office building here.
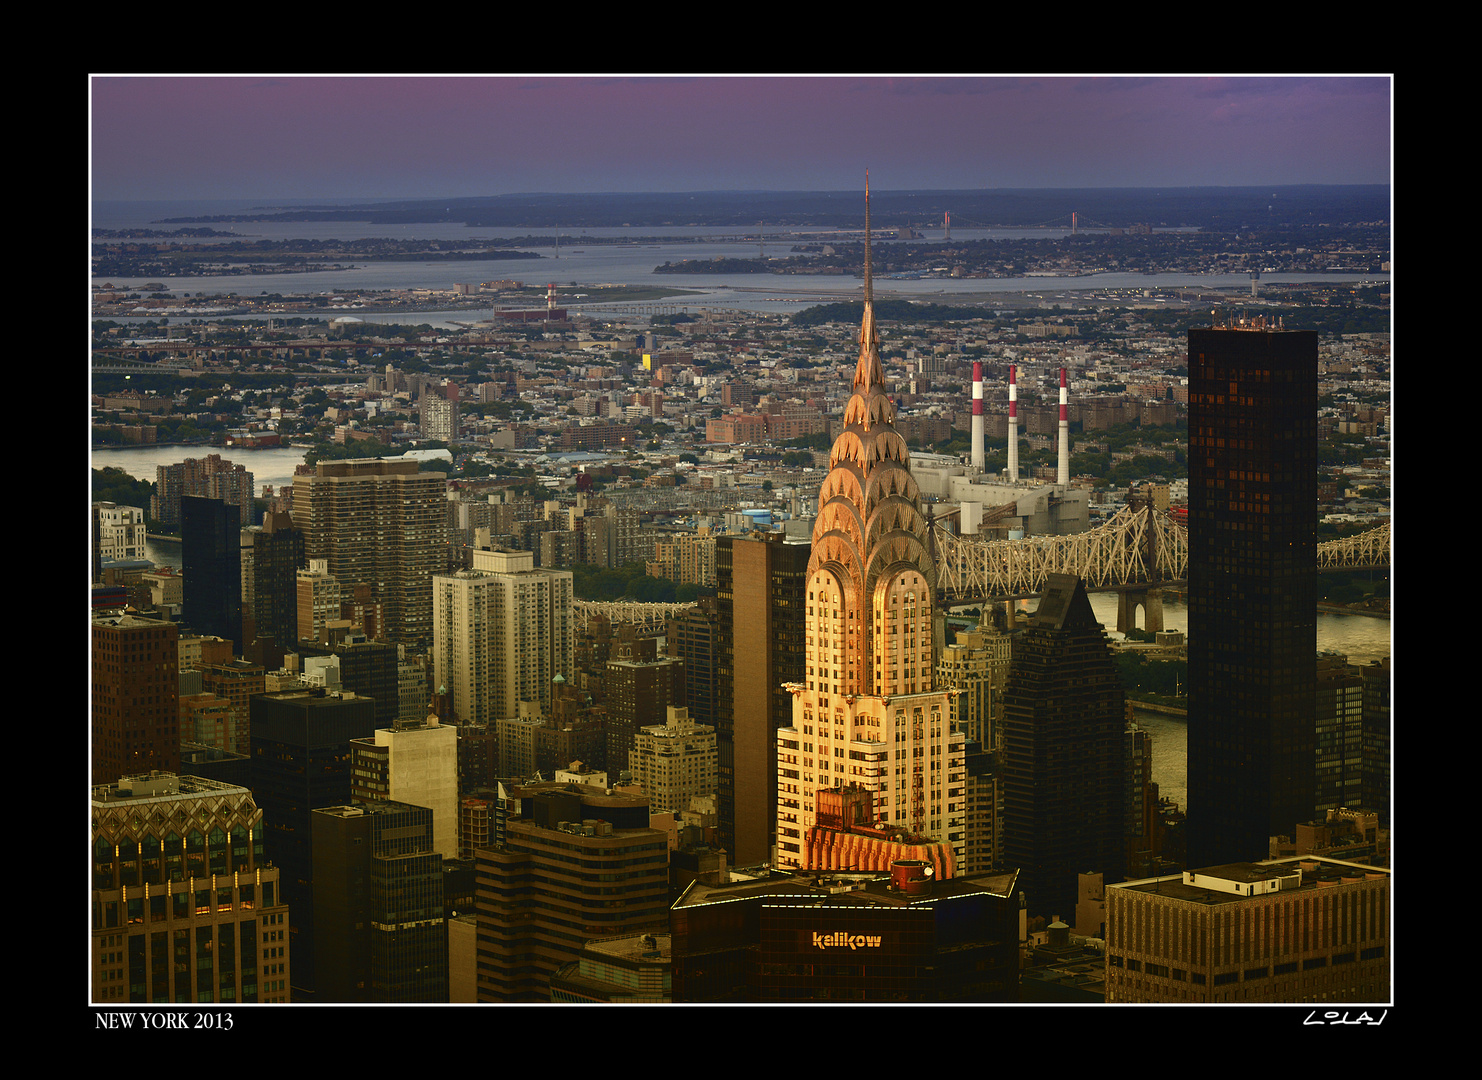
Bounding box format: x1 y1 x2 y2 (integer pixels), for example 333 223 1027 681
295 559 340 644
349 715 459 861
1186 323 1318 867
962 739 1001 873
1001 574 1126 920
92 614 180 786
716 532 810 866
91 773 290 1004
153 454 254 529
248 687 378 993
474 783 669 1001
432 545 574 726
774 185 963 874
666 595 720 730
1104 856 1390 1003
196 659 265 757
312 801 447 1003
182 495 243 652
296 635 402 731
605 653 685 781
1361 659 1390 826
1315 653 1364 815
936 614 1012 750
242 510 305 652
93 501 148 582
670 863 1020 1003
629 706 718 815
291 458 448 647
550 934 672 1003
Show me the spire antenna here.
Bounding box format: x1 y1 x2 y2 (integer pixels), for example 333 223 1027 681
864 169 873 306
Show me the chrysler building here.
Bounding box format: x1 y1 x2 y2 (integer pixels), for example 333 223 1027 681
775 178 965 873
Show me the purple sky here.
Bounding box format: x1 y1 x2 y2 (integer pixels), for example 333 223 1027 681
90 75 1391 202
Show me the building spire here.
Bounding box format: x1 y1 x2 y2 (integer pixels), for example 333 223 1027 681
864 169 873 306
854 171 883 393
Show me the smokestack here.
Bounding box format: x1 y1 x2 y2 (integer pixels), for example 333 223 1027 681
1007 365 1019 483
971 361 984 470
1057 367 1070 486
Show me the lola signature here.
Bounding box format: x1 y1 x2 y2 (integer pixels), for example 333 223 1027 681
1304 1010 1386 1025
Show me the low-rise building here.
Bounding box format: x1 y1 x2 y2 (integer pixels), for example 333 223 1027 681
1104 856 1390 1003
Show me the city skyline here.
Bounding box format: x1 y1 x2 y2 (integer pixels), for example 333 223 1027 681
90 75 1391 202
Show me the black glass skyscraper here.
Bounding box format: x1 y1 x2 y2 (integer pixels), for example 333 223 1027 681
1186 324 1318 868
1002 574 1125 920
182 495 242 651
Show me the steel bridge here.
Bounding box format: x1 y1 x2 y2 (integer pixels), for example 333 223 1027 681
573 511 1388 634
933 506 1388 601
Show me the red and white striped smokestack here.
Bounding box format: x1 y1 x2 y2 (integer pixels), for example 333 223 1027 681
1007 364 1019 483
1057 367 1070 486
970 361 984 470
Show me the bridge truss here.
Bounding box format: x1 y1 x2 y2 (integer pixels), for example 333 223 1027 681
1316 521 1390 571
572 514 1389 621
933 504 1188 602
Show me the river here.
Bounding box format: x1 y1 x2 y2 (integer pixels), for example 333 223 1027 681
92 199 1387 324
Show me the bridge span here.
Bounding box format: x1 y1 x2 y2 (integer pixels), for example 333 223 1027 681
575 509 1387 635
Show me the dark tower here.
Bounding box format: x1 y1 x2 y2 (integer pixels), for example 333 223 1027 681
182 495 243 652
247 510 306 656
715 532 809 866
249 688 379 996
1186 323 1318 868
1001 574 1125 920
312 801 447 1003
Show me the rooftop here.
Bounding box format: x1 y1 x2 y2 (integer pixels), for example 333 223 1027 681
674 867 1019 911
1113 857 1389 906
92 772 249 805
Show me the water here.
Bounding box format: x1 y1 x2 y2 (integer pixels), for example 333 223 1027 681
92 198 1388 322
1080 590 1389 814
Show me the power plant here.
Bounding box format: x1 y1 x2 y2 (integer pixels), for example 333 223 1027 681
910 363 1088 541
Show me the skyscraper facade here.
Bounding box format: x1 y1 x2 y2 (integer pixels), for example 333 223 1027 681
248 687 379 993
312 800 447 1003
605 654 685 781
182 495 243 651
93 614 180 786
91 772 290 1004
716 533 809 866
292 459 448 647
431 547 574 726
1001 574 1125 920
349 715 459 861
774 182 964 873
243 510 306 651
1186 324 1318 867
474 784 669 1001
153 454 254 529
